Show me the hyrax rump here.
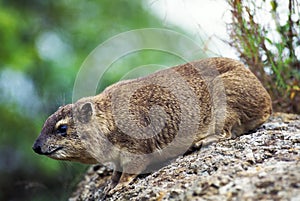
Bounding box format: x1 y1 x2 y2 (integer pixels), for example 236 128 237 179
33 57 272 194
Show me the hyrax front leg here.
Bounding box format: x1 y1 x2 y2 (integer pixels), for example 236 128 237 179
106 172 138 195
105 155 150 195
103 170 122 194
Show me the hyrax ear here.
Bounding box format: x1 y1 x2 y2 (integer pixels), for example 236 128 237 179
78 102 93 123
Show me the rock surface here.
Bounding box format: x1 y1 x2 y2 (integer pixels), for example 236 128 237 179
69 113 300 201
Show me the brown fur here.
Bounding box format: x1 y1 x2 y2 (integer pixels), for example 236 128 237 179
33 57 272 194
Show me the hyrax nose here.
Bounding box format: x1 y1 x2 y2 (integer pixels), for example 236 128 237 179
32 142 43 154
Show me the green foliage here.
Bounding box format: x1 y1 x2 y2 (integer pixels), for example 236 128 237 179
0 1 182 200
227 0 300 113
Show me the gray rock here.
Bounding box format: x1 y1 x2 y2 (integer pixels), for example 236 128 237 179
69 113 300 201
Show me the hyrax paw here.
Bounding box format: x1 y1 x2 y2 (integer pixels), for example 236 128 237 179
105 183 126 196
103 181 116 195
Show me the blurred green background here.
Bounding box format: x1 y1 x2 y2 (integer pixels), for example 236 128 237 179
3 0 297 200
0 0 202 200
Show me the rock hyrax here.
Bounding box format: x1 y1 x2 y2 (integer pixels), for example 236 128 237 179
32 57 272 194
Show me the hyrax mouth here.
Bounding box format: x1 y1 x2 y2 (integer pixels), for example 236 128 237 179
44 147 63 155
32 144 63 156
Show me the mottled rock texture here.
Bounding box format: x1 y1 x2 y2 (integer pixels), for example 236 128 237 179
70 113 300 201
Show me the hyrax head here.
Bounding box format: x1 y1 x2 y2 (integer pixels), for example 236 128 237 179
32 101 98 164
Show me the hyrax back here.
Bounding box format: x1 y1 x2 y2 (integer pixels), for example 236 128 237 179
33 57 272 194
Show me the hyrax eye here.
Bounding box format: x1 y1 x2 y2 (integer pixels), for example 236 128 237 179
57 124 68 136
